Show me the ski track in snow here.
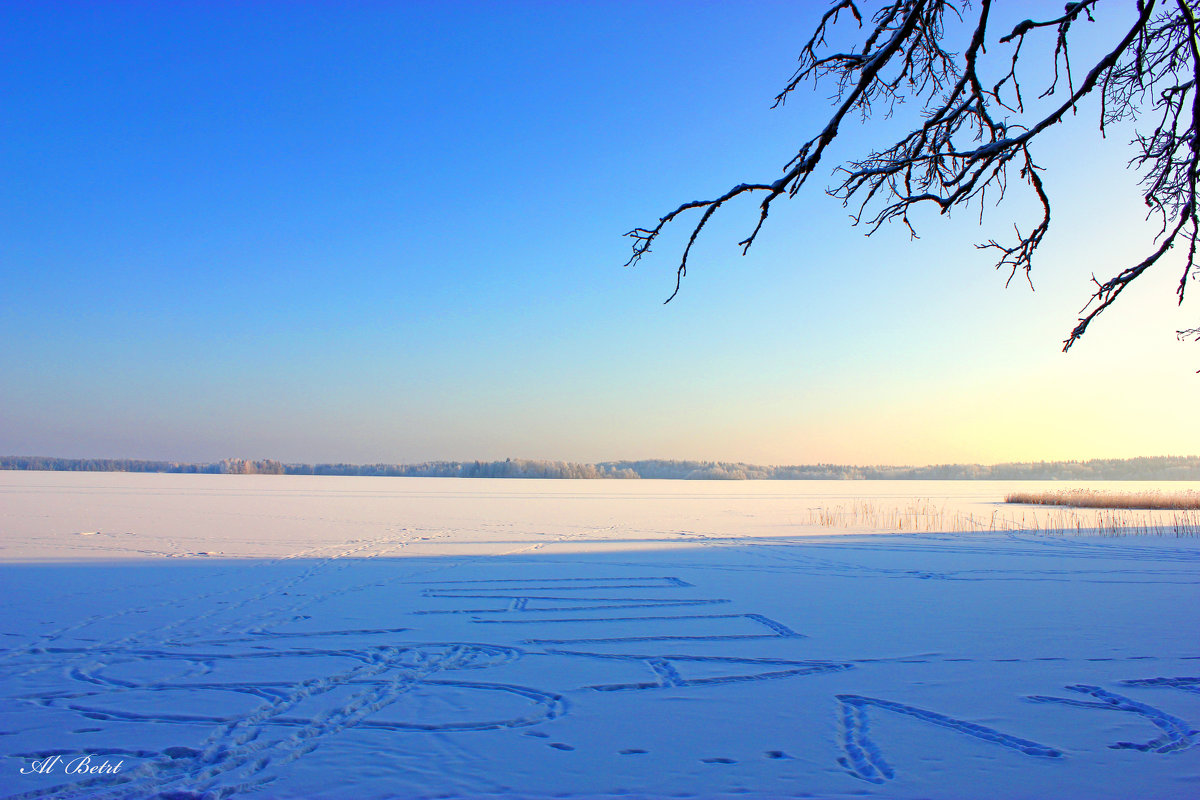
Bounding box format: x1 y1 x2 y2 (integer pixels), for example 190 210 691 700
1 477 1198 798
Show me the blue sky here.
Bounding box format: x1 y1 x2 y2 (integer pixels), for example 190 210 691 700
2 1 1197 466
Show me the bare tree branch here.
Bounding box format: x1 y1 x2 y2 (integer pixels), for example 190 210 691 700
627 0 1200 352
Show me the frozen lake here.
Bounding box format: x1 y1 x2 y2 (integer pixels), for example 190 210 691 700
1 472 1198 798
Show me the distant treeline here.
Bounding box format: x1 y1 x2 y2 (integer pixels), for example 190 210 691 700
287 459 639 479
4 455 1200 480
0 457 287 475
595 457 1200 480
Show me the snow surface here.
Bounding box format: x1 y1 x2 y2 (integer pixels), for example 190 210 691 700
1 472 1198 799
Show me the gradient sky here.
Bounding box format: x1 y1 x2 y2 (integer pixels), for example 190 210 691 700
2 1 1197 466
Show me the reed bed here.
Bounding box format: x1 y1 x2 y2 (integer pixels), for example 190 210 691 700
1004 488 1200 510
807 498 1200 536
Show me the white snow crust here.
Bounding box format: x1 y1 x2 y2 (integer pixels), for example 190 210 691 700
1 472 1197 799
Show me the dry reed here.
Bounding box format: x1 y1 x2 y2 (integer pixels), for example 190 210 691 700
1004 489 1200 510
806 497 1200 536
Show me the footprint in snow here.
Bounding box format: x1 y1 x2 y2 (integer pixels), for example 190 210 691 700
163 746 202 759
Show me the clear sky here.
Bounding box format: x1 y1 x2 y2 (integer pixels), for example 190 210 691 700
2 1 1197 466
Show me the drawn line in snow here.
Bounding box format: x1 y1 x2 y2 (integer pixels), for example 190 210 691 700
47 678 566 733
420 594 704 602
843 654 1191 665
189 626 411 645
545 650 850 691
522 612 802 645
525 633 795 645
1027 684 1199 753
12 641 566 800
423 580 691 596
835 695 1063 784
474 613 777 625
1119 676 1200 695
414 575 730 621
416 599 731 615
417 578 691 585
427 585 683 592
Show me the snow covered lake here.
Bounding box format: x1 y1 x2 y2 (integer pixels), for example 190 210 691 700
1 472 1198 799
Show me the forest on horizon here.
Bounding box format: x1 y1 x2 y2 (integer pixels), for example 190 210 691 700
3 455 1200 481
